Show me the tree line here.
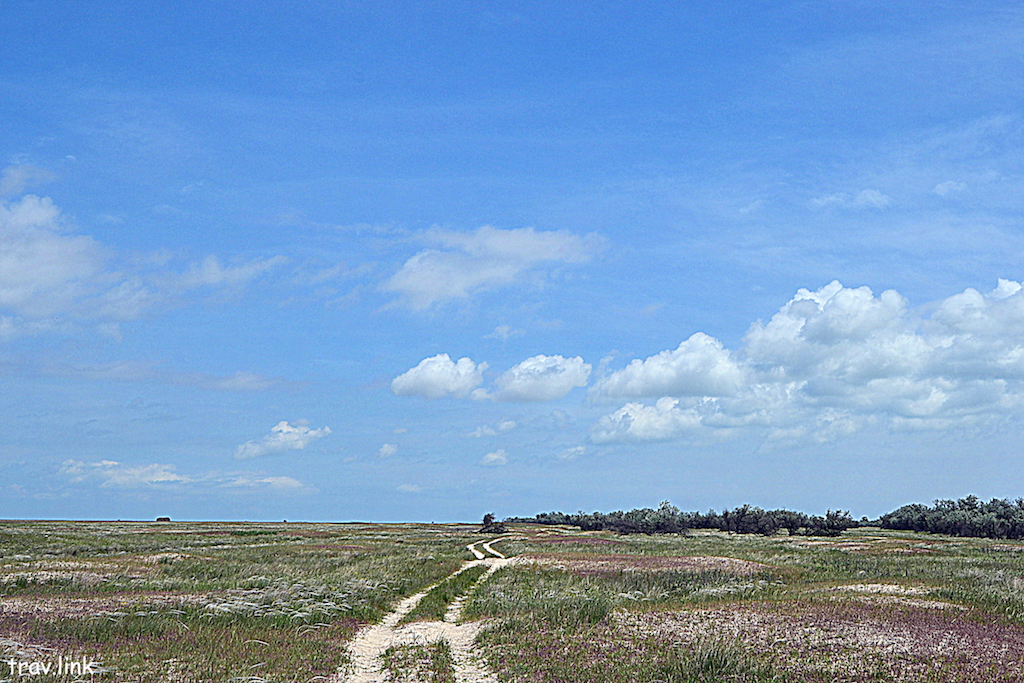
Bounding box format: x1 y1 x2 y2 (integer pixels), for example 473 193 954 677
508 495 1024 539
507 501 857 537
879 495 1024 539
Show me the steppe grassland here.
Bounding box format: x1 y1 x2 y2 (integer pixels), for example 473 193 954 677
469 528 1024 682
2 522 1024 682
0 521 467 682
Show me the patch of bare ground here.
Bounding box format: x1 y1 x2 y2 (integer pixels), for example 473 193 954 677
618 599 1024 681
524 553 770 576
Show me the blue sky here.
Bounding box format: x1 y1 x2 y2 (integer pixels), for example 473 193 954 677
3 2 1024 521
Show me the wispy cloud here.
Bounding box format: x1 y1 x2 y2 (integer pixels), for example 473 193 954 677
811 189 891 210
60 459 313 493
0 165 57 197
42 361 283 391
61 460 190 488
0 189 286 339
382 225 603 309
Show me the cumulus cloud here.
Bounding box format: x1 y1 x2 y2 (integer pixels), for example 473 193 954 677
481 449 508 466
591 397 702 443
383 225 603 309
592 279 1024 443
391 353 487 399
234 421 332 459
591 333 745 400
490 354 591 401
379 443 398 458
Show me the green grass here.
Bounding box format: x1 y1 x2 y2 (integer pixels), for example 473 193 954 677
381 641 456 683
402 564 489 622
0 521 477 681
6 522 1024 682
478 618 785 683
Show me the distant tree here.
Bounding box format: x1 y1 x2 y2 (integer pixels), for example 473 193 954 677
805 510 855 536
479 512 506 534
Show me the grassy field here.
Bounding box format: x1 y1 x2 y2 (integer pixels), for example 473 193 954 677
3 521 1024 682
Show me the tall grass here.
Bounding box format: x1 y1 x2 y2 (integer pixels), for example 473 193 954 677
402 564 489 623
381 640 456 683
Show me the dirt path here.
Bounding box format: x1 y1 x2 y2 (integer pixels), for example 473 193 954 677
333 539 515 683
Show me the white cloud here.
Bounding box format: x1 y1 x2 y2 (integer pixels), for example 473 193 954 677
43 361 281 391
60 460 190 488
391 353 487 399
490 354 591 402
484 324 525 341
0 195 109 319
379 443 398 458
261 476 304 490
0 165 56 197
224 475 307 491
397 483 422 493
557 445 585 460
234 421 332 459
0 191 284 338
383 225 603 309
591 333 745 400
60 459 312 494
589 279 1024 443
933 180 967 196
744 281 913 373
170 254 287 291
811 189 892 209
591 397 702 443
206 371 280 391
467 420 517 437
481 449 508 466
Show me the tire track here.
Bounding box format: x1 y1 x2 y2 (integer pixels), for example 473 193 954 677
333 539 516 683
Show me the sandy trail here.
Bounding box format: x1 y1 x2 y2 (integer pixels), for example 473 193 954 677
334 539 515 683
